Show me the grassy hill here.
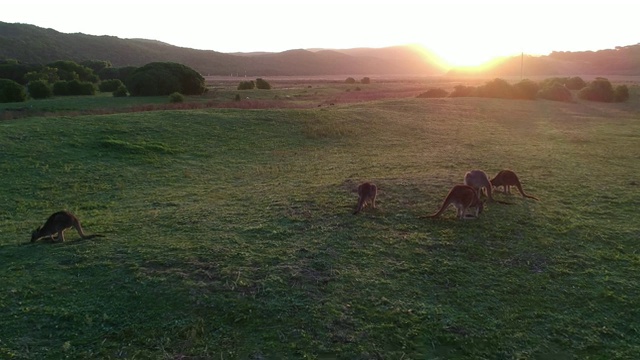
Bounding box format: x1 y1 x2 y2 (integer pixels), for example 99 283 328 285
1 84 640 358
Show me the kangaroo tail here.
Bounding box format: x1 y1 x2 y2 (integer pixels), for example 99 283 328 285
523 194 540 201
82 234 105 240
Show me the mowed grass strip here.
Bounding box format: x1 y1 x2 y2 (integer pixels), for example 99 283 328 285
1 96 639 358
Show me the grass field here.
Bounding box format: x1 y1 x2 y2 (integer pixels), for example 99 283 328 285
1 80 640 359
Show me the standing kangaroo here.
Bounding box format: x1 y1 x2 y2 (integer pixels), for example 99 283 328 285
464 170 511 204
31 211 104 242
426 184 484 220
490 170 539 200
353 182 378 214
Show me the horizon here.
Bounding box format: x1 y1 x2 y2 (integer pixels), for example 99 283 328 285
2 0 639 67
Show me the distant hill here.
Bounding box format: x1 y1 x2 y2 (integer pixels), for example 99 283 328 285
1 21 639 76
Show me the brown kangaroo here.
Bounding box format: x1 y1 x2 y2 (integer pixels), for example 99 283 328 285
490 170 539 200
464 170 511 204
353 182 377 214
426 184 484 220
31 211 104 242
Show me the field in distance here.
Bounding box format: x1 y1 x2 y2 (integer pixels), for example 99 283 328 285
1 78 639 358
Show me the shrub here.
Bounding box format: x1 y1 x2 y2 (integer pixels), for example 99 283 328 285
52 80 95 96
565 76 586 90
126 62 206 96
255 78 271 90
538 82 572 102
345 77 356 84
476 78 514 99
238 81 255 90
47 60 97 82
361 77 371 84
169 92 185 103
578 78 614 102
0 79 26 103
113 85 128 97
99 79 124 92
449 85 476 97
614 85 629 102
417 88 449 98
512 79 539 100
27 80 52 99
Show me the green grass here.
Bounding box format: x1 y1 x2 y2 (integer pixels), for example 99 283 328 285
1 89 640 359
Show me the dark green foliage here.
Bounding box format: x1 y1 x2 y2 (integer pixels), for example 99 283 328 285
476 78 514 99
234 94 241 101
24 66 59 84
0 78 26 102
169 92 184 103
512 79 540 100
449 85 476 97
565 76 586 90
80 60 112 74
0 61 41 84
238 81 255 90
345 77 356 84
578 78 615 102
126 62 206 96
538 82 572 102
52 80 95 96
113 85 128 97
614 85 629 102
47 60 98 83
255 78 271 90
27 80 52 99
417 88 449 98
99 79 124 92
361 77 371 84
98 66 138 83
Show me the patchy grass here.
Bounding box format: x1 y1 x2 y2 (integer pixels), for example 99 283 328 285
1 86 640 359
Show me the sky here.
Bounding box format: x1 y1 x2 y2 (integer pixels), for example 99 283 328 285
1 0 638 67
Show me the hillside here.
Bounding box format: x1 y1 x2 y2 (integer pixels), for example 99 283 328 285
1 21 639 76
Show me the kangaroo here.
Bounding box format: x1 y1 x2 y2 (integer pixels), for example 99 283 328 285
426 184 484 220
490 170 539 200
353 182 377 214
31 211 104 242
464 170 511 204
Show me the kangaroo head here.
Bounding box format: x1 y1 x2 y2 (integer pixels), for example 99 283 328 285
31 227 41 242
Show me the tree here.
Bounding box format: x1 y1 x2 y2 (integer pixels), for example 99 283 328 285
345 77 356 84
538 82 572 102
80 60 112 74
255 78 271 90
0 79 27 103
27 80 52 99
614 85 629 102
578 77 614 102
513 79 539 100
361 77 371 84
237 81 255 90
417 88 448 98
99 79 124 92
126 62 206 96
47 60 98 83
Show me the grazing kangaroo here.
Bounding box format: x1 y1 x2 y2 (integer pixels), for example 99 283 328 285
353 182 378 214
464 170 511 204
31 211 104 242
490 170 539 200
426 184 484 220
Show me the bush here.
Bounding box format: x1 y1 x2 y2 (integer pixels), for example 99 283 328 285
234 94 241 101
113 85 128 97
449 85 476 97
361 77 371 84
417 88 449 98
27 80 52 99
99 79 124 92
578 78 614 102
538 82 572 102
47 60 98 83
238 81 255 90
565 76 586 90
614 85 629 102
476 78 514 99
345 77 356 84
52 80 95 96
0 79 26 103
255 78 271 90
126 62 206 96
513 79 539 100
169 92 185 103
